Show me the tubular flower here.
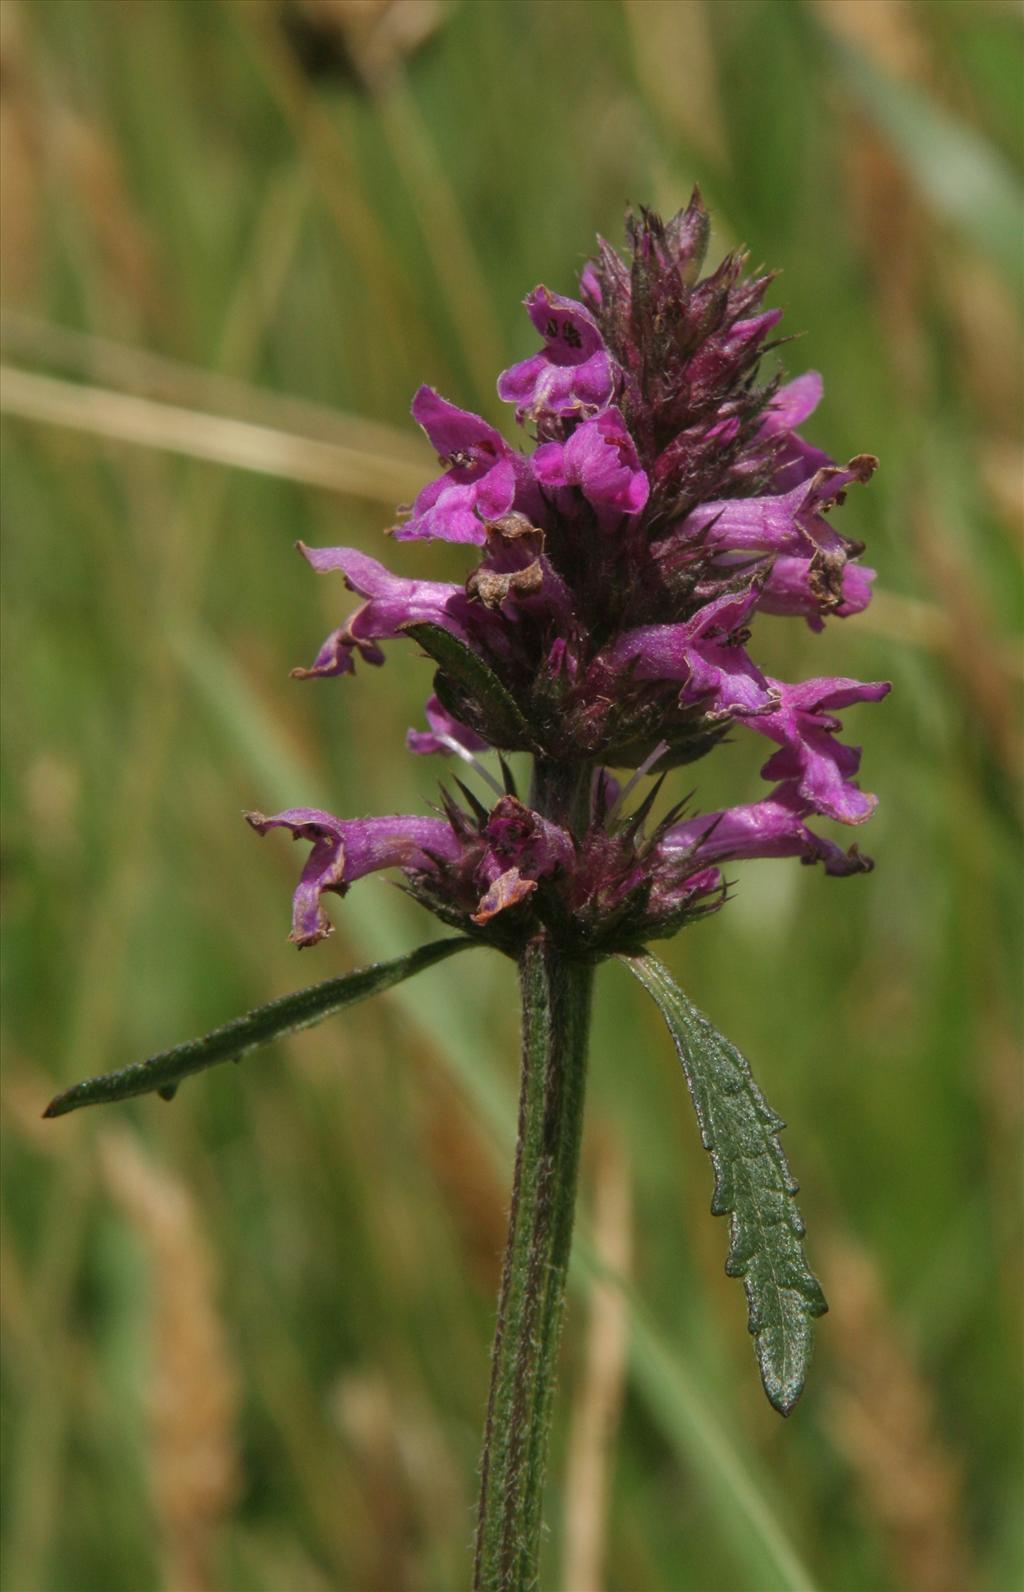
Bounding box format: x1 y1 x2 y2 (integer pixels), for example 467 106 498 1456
496 286 620 428
244 809 462 947
392 387 542 544
251 193 888 956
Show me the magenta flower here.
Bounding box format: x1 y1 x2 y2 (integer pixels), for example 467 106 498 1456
659 782 872 877
674 455 876 562
743 677 892 823
758 554 876 630
291 543 470 679
244 808 461 947
498 286 620 427
393 387 540 544
759 371 834 490
607 583 774 718
532 408 650 528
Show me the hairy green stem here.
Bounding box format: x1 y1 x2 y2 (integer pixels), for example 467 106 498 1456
529 756 593 833
474 934 594 1591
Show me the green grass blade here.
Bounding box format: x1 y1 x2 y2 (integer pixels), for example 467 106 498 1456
622 953 827 1416
830 39 1024 286
620 1287 819 1592
44 938 476 1118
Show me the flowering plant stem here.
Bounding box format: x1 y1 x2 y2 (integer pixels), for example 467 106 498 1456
474 764 595 1592
44 199 890 1589
474 941 594 1591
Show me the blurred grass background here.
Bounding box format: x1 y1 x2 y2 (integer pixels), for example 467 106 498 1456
2 2 1022 1589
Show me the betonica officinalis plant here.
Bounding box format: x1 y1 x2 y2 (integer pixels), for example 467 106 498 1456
47 193 889 1592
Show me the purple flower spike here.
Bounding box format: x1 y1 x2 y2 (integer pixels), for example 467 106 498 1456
245 808 461 946
532 409 649 528
291 543 468 679
742 678 892 824
498 287 619 426
270 199 888 959
659 783 873 877
394 387 539 544
407 694 491 757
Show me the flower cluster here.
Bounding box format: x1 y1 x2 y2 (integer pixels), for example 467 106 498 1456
250 195 889 955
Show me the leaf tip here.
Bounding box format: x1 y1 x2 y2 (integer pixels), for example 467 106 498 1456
757 1351 806 1418
770 1387 800 1419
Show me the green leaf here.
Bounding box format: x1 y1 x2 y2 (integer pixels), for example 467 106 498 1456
401 621 536 750
44 938 476 1119
622 952 827 1416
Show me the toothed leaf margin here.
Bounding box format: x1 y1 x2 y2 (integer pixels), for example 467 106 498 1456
45 938 476 1118
622 951 827 1414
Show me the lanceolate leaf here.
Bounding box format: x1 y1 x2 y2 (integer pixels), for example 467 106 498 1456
622 952 827 1415
401 621 536 751
44 938 476 1119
